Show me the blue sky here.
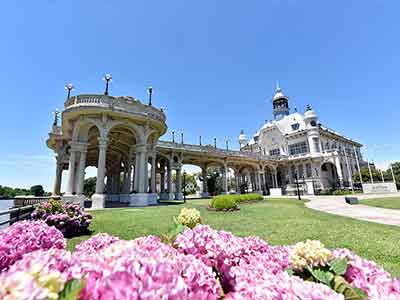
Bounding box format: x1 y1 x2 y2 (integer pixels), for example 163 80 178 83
0 0 399 191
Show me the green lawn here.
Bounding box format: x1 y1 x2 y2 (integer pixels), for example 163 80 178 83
68 198 400 276
361 197 400 210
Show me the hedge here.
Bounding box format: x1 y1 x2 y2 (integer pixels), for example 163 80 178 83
209 193 263 210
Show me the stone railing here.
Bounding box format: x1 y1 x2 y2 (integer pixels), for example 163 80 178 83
157 141 278 161
64 94 166 122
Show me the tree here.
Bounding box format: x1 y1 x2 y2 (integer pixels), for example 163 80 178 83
352 167 381 184
84 177 97 197
205 167 223 196
30 185 45 197
172 173 199 196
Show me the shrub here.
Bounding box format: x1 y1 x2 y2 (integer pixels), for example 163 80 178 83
0 220 65 272
177 207 202 228
31 199 92 237
210 196 237 210
209 193 263 210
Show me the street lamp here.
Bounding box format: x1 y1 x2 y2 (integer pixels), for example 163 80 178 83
214 137 217 148
294 172 301 200
147 86 153 106
53 108 60 126
172 131 175 143
226 139 229 151
65 83 74 99
103 74 112 95
199 135 202 146
181 131 184 144
183 170 187 202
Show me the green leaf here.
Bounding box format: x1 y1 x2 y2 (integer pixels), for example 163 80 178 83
285 268 294 276
59 279 84 300
330 258 348 275
308 268 334 285
332 275 367 300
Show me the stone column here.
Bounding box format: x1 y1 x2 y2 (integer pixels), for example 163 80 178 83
222 165 228 194
201 165 209 197
150 155 157 193
175 167 183 200
160 164 165 193
76 145 88 195
52 155 63 195
335 156 344 188
235 170 240 194
92 138 108 209
257 172 262 192
167 161 173 198
65 145 78 196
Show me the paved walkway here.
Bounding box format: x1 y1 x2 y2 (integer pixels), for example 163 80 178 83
305 193 400 226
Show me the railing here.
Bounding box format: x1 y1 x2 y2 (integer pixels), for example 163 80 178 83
157 141 280 161
0 205 36 227
13 196 58 207
64 94 166 122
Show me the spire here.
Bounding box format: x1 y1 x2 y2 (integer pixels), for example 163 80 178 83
276 81 281 92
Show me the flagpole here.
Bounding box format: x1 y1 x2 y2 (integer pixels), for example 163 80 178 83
344 148 354 192
353 146 363 185
391 163 396 185
367 157 374 183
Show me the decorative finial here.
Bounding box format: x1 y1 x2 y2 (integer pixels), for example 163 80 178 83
147 86 153 106
53 108 60 126
65 83 74 99
275 81 281 92
306 104 312 111
103 74 112 95
294 106 297 112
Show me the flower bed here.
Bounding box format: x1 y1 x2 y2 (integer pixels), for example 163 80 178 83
31 199 92 237
1 217 400 299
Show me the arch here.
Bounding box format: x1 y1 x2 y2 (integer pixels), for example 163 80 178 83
320 162 339 189
72 118 103 142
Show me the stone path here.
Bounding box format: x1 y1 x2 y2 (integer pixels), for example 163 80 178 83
305 193 400 227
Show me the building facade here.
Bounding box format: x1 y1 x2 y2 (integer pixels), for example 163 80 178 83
47 84 364 208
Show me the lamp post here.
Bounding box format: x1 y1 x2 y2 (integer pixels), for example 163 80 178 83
181 131 184 144
183 170 187 202
103 74 112 95
53 109 60 126
226 139 229 151
147 86 153 106
294 172 301 200
199 135 202 146
214 137 217 149
65 83 74 99
172 131 175 143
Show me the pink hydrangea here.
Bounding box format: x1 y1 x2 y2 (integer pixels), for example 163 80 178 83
0 220 65 272
73 236 221 299
333 248 400 300
0 248 73 299
74 233 120 255
175 225 290 292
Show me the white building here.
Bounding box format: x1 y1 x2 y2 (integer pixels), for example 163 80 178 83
239 84 363 194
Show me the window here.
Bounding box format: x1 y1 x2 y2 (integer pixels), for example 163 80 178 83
306 163 312 178
313 137 321 153
310 120 317 127
291 123 300 131
298 165 304 178
288 141 309 155
269 148 280 156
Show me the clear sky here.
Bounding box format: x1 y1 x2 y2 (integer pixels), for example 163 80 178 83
0 0 399 191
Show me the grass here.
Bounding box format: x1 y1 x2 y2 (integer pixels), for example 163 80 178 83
67 198 400 276
361 197 400 210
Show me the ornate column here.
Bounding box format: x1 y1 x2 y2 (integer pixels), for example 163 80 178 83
257 172 262 193
201 164 209 197
134 145 147 194
150 155 157 194
52 154 63 195
222 164 228 194
335 156 344 188
175 167 183 200
92 138 108 209
76 144 88 195
65 143 79 196
167 160 173 198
